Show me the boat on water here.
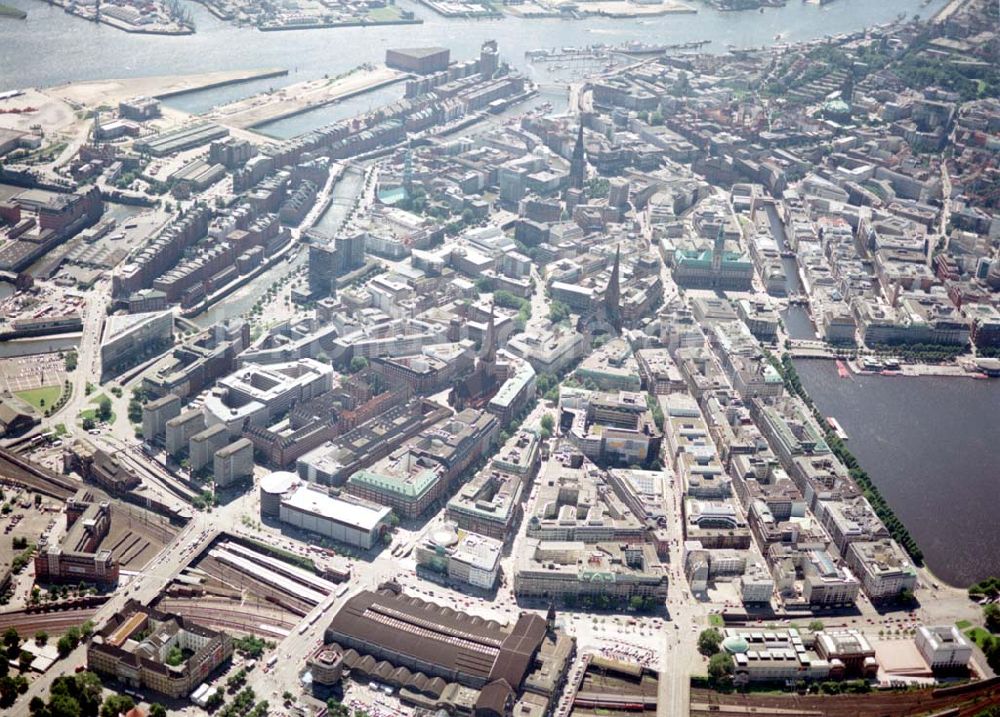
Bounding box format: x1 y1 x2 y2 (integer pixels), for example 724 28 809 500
826 416 849 441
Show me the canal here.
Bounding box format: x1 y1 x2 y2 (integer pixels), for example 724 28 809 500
190 165 366 328
765 203 818 340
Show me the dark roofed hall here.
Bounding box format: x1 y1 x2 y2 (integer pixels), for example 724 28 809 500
324 588 547 691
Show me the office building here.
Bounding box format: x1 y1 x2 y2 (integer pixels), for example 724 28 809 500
845 539 917 602
514 539 668 606
165 409 206 457
142 393 180 444
214 438 254 488
915 626 973 671
100 310 174 380
189 424 229 472
527 462 645 543
203 358 333 436
415 522 502 589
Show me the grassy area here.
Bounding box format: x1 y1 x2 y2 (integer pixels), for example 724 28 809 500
0 3 27 18
956 619 972 630
366 5 403 20
78 408 117 426
79 395 116 426
965 627 991 648
708 614 724 628
15 385 63 412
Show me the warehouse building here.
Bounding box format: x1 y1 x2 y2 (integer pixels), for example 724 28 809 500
386 47 450 74
34 489 118 587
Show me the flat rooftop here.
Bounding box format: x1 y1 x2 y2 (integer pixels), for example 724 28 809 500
282 484 391 532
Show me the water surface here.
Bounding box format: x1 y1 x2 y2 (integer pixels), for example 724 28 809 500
794 359 1000 587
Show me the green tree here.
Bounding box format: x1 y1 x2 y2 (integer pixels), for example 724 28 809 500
708 652 735 681
349 356 369 374
34 631 48 646
985 603 1000 633
49 693 82 717
56 635 73 658
149 704 167 717
540 414 554 433
0 675 19 708
100 694 134 717
82 417 96 431
72 671 106 717
165 645 184 666
19 649 33 672
697 628 722 656
808 620 825 632
326 699 350 717
2 627 19 650
96 397 112 422
549 300 571 324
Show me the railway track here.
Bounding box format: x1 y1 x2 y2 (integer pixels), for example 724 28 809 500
0 447 78 499
160 604 297 635
0 607 98 635
158 598 297 624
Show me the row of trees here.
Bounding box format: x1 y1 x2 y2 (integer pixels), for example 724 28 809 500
868 342 968 364
559 593 657 612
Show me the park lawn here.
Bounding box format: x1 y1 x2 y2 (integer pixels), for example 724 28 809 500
79 395 117 426
366 5 402 20
15 385 63 412
708 614 724 628
965 627 991 648
955 619 972 630
0 3 28 18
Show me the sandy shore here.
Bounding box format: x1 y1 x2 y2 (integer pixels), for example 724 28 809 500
47 68 288 109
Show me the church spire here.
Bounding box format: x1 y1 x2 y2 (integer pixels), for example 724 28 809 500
481 302 497 365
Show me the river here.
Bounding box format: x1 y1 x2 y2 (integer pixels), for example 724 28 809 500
1 0 945 98
794 359 1000 587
